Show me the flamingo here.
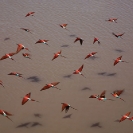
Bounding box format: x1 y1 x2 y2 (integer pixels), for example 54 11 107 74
84 52 97 59
89 90 113 101
74 37 84 45
93 37 100 44
111 90 125 101
59 24 68 29
128 117 133 122
119 112 131 122
40 82 60 91
0 80 4 88
22 92 39 105
105 18 118 23
112 32 125 38
20 28 32 33
16 44 30 54
0 109 13 122
35 39 49 46
0 52 16 61
73 64 86 78
52 50 66 61
114 56 128 66
22 53 31 59
25 12 35 17
61 103 77 113
8 72 24 78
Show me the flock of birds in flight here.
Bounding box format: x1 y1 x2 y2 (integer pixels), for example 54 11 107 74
0 11 131 124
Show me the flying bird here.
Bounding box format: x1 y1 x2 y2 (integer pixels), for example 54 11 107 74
93 37 100 44
0 109 13 122
114 56 128 66
52 50 66 61
22 92 39 105
119 112 131 122
61 103 77 113
73 64 86 78
40 82 60 91
8 72 24 78
89 90 113 101
0 80 4 88
84 52 97 59
111 90 125 101
20 28 32 33
0 53 16 61
112 32 125 38
16 44 30 54
22 53 31 59
35 39 49 46
74 37 84 45
59 24 68 30
25 12 35 17
105 18 118 23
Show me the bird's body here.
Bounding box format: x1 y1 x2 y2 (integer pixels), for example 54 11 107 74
74 37 84 45
73 64 86 78
22 53 31 59
25 12 35 17
59 24 68 29
111 90 125 101
16 44 29 54
52 50 66 61
40 82 60 91
0 53 16 61
112 32 125 38
93 37 100 44
119 112 131 122
114 56 128 66
8 72 23 78
0 109 13 122
106 18 118 23
84 52 97 59
61 103 77 113
20 28 32 33
35 39 49 45
0 80 4 88
22 92 39 105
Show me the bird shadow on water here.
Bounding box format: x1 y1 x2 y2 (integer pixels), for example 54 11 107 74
27 76 41 82
4 37 10 41
81 87 91 91
91 122 102 128
97 72 117 77
114 119 120 122
61 44 69 48
86 56 98 60
63 114 72 119
69 34 76 37
16 122 42 128
34 113 42 118
114 49 124 53
63 74 72 79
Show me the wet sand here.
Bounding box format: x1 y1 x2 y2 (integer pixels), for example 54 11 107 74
0 0 133 133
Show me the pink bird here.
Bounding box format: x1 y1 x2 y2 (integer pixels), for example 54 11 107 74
59 24 68 29
114 56 128 66
8 72 24 78
0 80 4 88
16 44 30 54
74 37 84 45
22 53 31 59
61 103 77 113
40 82 60 91
20 28 32 33
106 18 118 23
93 37 100 44
25 12 35 17
0 52 16 61
52 50 66 61
89 90 113 101
0 109 13 122
111 90 125 101
73 64 86 78
22 92 39 105
84 52 97 59
112 32 125 38
119 112 131 122
35 39 49 46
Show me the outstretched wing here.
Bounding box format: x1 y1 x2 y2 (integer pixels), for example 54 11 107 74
100 90 106 98
78 64 84 72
